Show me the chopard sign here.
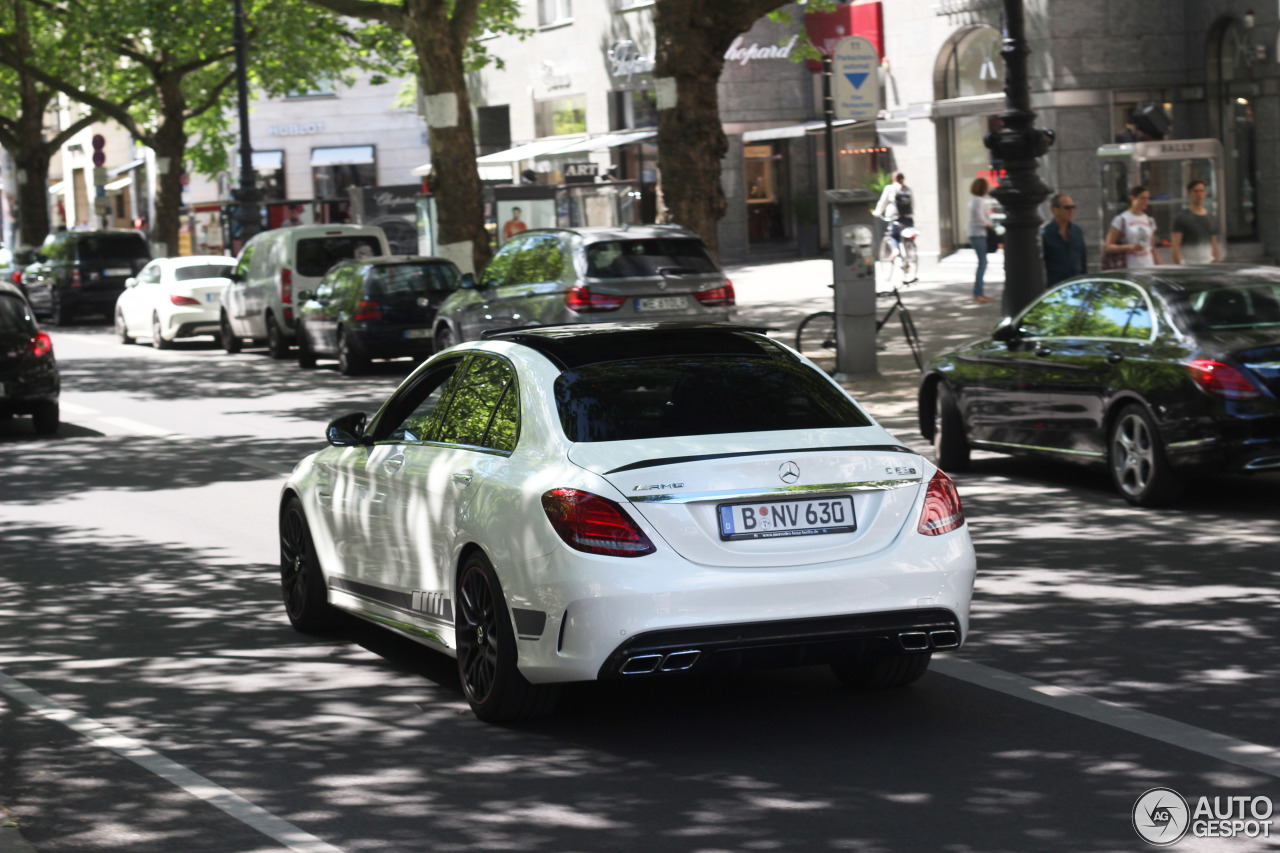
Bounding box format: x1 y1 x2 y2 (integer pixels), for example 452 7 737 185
724 34 799 66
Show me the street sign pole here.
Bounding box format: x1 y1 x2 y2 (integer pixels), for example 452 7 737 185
232 0 261 248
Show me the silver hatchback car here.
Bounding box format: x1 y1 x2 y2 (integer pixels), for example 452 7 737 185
431 225 734 349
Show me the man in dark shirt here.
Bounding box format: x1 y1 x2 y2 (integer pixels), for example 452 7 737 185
1171 179 1220 264
1041 193 1087 285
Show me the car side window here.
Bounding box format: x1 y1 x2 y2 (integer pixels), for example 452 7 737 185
141 264 162 285
434 356 519 451
507 233 564 286
480 237 524 288
375 359 465 443
1017 280 1095 338
1076 281 1154 340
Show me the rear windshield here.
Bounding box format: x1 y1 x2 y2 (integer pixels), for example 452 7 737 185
1180 283 1280 330
295 236 383 278
174 264 232 282
585 238 720 279
368 262 459 299
76 235 150 263
0 294 34 335
554 356 871 442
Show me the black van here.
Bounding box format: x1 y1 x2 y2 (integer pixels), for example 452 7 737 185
23 230 152 325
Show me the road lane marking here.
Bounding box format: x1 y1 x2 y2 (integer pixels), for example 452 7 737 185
58 401 99 415
98 416 179 437
86 416 291 476
934 657 1280 778
0 671 346 853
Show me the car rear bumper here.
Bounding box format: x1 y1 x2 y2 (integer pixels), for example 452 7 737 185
353 326 436 359
0 362 59 412
1165 413 1280 474
167 307 222 339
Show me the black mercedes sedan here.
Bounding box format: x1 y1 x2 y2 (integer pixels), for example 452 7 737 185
0 280 59 435
919 266 1280 506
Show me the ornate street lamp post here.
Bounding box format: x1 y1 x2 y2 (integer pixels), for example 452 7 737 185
984 0 1054 317
232 0 261 247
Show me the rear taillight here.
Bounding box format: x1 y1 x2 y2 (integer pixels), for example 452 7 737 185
1187 360 1261 400
169 295 201 306
70 268 82 289
10 271 20 285
26 331 53 360
565 285 625 313
541 488 656 557
918 470 964 536
354 300 383 321
694 279 735 307
280 268 292 304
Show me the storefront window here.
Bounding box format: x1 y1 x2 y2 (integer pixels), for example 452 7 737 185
744 143 789 245
1209 18 1257 239
535 96 587 137
610 89 657 131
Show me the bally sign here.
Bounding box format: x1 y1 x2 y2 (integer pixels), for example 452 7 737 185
563 162 599 183
832 36 880 122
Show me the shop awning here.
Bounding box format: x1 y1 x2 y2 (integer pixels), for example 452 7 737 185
104 176 133 192
48 181 67 195
411 161 431 176
108 158 145 177
537 129 657 157
476 137 585 164
310 145 375 167
742 119 854 143
252 150 284 171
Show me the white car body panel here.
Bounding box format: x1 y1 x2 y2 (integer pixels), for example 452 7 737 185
282 335 977 685
116 256 234 342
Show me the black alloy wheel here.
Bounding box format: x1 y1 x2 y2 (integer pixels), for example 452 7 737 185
151 313 172 349
1108 403 1183 507
221 312 241 354
31 402 59 437
266 313 289 360
279 497 339 633
832 652 931 689
455 553 558 722
933 382 971 471
297 325 316 369
116 308 133 344
337 329 366 376
434 324 456 354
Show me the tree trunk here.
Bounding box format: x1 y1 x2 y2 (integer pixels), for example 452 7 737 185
405 3 491 275
13 123 53 249
150 74 189 258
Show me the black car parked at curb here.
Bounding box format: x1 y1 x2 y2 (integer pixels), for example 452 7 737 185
296 256 461 375
0 281 59 435
919 266 1280 506
22 230 151 325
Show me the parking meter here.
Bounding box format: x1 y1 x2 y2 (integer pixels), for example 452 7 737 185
825 188 879 377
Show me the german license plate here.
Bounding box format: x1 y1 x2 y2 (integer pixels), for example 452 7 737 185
404 328 431 339
104 267 132 277
717 495 856 541
636 296 689 312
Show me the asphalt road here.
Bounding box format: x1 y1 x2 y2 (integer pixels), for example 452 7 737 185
2 290 1279 852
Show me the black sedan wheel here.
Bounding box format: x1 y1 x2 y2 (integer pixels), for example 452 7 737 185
1109 404 1183 507
337 330 366 376
456 553 558 722
933 382 970 472
266 314 289 360
31 402 59 437
297 326 317 369
434 325 456 353
279 497 339 633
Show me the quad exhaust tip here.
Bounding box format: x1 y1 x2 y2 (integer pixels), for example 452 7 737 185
620 650 701 675
898 630 960 651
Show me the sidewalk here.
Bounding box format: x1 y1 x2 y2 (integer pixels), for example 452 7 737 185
726 249 1007 441
0 810 36 853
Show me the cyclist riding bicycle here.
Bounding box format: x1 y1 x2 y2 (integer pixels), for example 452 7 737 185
873 170 915 274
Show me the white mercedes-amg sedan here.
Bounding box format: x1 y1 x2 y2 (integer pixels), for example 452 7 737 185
115 255 235 348
279 323 976 722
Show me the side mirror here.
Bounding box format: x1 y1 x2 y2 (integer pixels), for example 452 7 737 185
125 277 138 288
225 269 242 283
297 289 314 303
991 316 1022 342
326 412 371 447
459 272 476 289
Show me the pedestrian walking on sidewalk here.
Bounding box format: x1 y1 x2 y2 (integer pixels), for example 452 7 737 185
967 177 995 303
1105 185 1160 268
1171 179 1220 264
1042 193 1087 285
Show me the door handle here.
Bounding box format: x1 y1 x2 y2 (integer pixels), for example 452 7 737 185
1106 352 1124 364
382 454 405 474
452 471 473 486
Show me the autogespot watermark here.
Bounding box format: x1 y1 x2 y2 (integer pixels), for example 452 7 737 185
1133 787 1275 845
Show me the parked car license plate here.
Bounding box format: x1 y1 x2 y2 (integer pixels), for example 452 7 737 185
636 296 689 312
403 328 431 339
104 267 132 277
717 495 857 541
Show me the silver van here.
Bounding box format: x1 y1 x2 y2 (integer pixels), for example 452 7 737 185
220 224 390 357
431 225 734 349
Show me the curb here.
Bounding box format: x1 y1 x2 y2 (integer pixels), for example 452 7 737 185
0 819 37 853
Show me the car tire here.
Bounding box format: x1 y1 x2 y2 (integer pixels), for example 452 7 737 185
337 329 366 376
221 312 241 354
116 308 133 344
297 326 317 369
456 552 560 723
279 497 340 633
151 313 171 349
1108 403 1184 507
266 313 289 360
31 402 59 436
831 652 931 689
50 294 68 327
934 382 971 472
434 324 456 353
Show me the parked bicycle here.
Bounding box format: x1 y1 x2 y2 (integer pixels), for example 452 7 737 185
794 284 924 373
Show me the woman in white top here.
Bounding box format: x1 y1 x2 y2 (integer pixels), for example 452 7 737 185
967 177 994 303
1105 185 1160 268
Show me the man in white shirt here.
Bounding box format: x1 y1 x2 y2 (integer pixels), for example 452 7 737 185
873 171 913 252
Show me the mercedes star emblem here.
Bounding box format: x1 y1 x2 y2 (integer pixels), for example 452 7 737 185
778 461 800 484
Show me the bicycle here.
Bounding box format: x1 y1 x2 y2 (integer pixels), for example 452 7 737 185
794 284 924 373
878 221 919 285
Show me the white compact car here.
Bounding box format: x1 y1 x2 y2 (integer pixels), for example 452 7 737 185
279 323 976 722
114 256 235 348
